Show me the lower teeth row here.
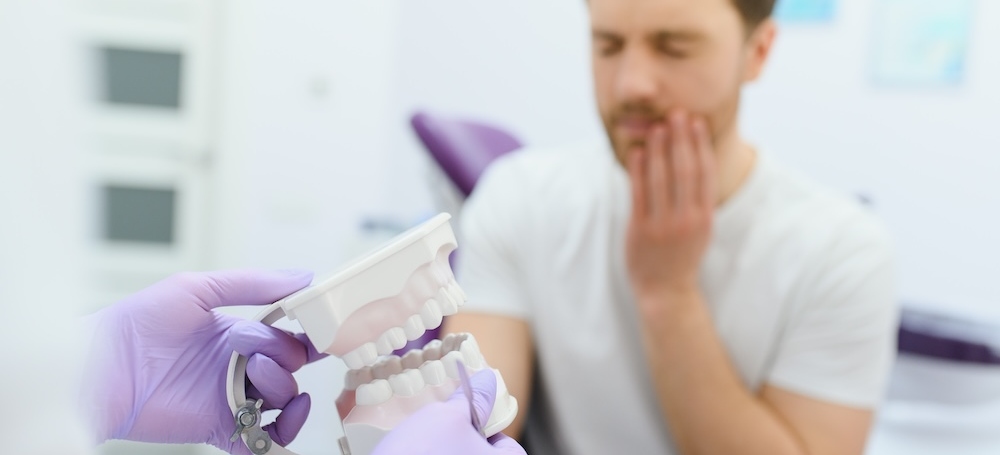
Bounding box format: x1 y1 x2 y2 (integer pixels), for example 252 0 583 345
347 333 485 406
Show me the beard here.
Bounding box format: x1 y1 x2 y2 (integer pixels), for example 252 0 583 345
601 101 667 167
601 96 741 168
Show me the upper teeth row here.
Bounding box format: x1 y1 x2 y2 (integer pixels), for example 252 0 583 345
340 283 467 370
347 333 485 406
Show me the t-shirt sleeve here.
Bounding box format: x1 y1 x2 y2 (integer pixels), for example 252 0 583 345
453 155 532 321
767 215 899 408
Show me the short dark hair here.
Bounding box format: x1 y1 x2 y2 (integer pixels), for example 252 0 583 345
585 1 777 32
731 0 777 30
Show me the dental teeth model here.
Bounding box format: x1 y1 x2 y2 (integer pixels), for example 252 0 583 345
337 333 516 455
225 214 517 455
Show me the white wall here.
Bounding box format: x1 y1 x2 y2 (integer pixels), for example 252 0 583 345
743 0 1000 321
213 0 402 273
384 0 605 217
0 0 93 452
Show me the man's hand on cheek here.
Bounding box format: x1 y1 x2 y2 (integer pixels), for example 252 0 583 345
624 110 717 313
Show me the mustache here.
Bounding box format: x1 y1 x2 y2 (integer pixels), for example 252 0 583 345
609 103 667 124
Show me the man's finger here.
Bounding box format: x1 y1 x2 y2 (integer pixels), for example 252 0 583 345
627 148 649 221
671 111 696 216
647 125 671 220
692 118 717 209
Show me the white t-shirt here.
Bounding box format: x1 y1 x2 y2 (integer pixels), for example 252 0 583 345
456 143 899 455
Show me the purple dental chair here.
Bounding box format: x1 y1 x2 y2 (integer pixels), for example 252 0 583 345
394 111 523 354
410 111 524 197
897 308 1000 365
868 308 1000 455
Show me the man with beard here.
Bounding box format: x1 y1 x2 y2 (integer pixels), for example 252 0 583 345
444 0 898 454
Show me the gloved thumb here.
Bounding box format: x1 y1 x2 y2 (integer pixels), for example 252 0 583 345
448 368 497 427
264 392 311 446
489 434 529 455
184 268 314 311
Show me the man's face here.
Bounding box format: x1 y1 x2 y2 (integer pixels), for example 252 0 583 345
590 0 768 164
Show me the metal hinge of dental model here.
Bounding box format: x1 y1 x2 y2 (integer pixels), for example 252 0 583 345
230 399 271 455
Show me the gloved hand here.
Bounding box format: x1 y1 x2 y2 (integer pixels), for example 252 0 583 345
372 369 527 455
83 269 325 454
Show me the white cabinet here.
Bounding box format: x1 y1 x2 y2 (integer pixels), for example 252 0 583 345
79 0 220 308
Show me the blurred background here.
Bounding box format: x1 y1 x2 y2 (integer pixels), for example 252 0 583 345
0 0 997 453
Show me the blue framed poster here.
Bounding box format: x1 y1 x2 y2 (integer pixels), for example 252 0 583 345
775 0 837 23
871 0 975 86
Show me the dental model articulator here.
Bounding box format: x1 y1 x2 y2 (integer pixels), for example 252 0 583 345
225 213 517 455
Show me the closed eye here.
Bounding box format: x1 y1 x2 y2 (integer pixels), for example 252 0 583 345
652 31 702 59
593 32 624 57
655 42 690 58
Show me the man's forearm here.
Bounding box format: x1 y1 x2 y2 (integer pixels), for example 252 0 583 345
639 289 806 455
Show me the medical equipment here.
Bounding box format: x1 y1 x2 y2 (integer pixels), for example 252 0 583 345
226 213 517 455
456 359 487 438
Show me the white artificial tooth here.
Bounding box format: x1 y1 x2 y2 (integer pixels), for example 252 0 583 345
388 327 407 349
345 367 374 391
420 299 444 329
376 328 407 355
387 373 406 395
441 351 465 379
451 282 468 302
389 370 425 397
375 338 393 355
459 336 486 370
359 342 379 365
402 314 426 340
345 342 379 369
437 288 459 315
441 333 465 354
372 356 402 380
401 349 424 370
356 379 392 406
422 339 443 361
446 283 466 307
405 369 425 391
420 360 447 386
342 350 364 370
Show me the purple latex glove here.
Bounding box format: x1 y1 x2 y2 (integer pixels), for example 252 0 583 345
83 269 325 454
372 369 526 455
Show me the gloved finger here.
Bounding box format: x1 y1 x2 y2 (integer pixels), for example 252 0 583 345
293 332 328 365
263 393 311 446
230 320 313 372
245 382 276 411
186 268 313 311
246 353 298 409
448 369 497 425
489 434 529 454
